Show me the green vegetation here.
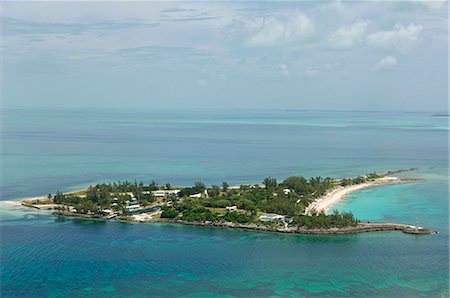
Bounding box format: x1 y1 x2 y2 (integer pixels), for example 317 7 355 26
46 173 381 228
51 181 156 214
160 207 179 218
339 173 383 186
295 210 358 228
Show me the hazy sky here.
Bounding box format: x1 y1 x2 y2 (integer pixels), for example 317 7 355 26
1 1 448 111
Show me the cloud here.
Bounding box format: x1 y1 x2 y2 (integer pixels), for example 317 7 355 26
369 56 397 72
278 64 289 76
327 20 369 49
419 0 447 11
159 7 217 22
246 12 314 47
366 23 423 52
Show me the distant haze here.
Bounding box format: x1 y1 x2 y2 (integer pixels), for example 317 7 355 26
1 1 448 112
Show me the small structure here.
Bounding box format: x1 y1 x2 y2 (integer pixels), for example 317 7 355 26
126 204 140 212
259 213 285 222
111 202 118 207
189 193 202 198
284 216 294 223
283 189 291 195
152 190 181 198
226 206 238 212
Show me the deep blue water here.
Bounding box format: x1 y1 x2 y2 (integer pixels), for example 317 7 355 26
1 109 449 297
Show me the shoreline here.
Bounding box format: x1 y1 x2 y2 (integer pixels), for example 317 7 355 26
51 211 435 235
1 186 90 203
304 177 417 215
10 169 435 235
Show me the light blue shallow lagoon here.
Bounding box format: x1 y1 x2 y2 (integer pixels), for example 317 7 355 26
1 109 448 297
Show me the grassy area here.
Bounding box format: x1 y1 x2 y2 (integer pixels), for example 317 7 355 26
24 198 54 205
206 207 227 215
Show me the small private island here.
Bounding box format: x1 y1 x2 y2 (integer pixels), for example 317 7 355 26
21 169 435 235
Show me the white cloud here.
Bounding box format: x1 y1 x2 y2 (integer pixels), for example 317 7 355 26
366 23 423 52
369 56 397 72
419 0 447 11
246 12 314 47
327 20 369 49
278 64 289 76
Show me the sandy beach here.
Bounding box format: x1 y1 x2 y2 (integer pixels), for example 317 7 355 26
305 177 411 215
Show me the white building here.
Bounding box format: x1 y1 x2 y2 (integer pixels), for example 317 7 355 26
226 206 238 212
259 213 285 222
126 204 140 212
151 190 181 198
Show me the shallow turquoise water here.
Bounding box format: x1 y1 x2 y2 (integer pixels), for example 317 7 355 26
1 203 448 297
1 109 449 297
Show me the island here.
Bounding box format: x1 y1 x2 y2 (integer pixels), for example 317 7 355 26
20 169 435 235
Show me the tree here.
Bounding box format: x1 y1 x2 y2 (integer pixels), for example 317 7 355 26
193 181 206 193
54 191 64 204
161 207 179 218
86 187 98 203
222 182 229 191
77 199 98 214
149 180 158 191
209 185 220 197
263 177 277 189
341 178 351 186
164 183 172 190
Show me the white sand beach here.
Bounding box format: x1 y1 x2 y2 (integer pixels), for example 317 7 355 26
305 177 407 215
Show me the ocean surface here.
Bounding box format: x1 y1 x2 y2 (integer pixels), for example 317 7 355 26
1 108 449 297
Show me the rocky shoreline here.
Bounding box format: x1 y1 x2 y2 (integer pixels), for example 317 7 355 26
52 211 436 235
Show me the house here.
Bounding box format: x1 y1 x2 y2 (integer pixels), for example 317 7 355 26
283 189 291 195
100 209 113 214
151 190 181 198
152 190 166 198
189 193 202 198
259 213 285 222
226 206 238 212
126 204 140 212
111 202 118 207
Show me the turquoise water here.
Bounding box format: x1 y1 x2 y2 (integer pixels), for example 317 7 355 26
1 109 449 296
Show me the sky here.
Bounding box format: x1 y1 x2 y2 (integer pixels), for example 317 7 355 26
0 1 448 112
